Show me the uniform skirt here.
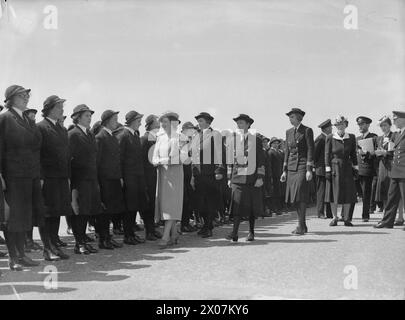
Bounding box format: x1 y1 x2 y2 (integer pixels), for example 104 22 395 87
229 183 264 218
99 178 126 215
42 178 72 217
375 161 391 202
285 168 310 204
71 179 102 216
325 159 357 204
4 177 45 232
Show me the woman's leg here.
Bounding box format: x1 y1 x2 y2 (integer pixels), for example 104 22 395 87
4 231 18 260
342 204 352 222
161 220 174 242
170 220 179 243
396 199 404 222
331 203 338 219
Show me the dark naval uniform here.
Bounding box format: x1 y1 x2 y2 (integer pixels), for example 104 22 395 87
376 113 405 228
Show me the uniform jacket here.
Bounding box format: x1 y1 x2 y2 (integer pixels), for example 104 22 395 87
227 132 265 185
391 130 405 179
314 133 328 176
95 128 122 180
376 132 396 173
37 118 70 179
140 131 157 188
191 127 226 177
283 124 314 172
116 127 144 179
68 125 98 181
356 132 378 176
0 108 42 178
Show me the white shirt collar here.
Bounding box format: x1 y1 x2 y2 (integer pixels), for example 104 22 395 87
46 117 57 125
333 132 350 140
77 124 88 135
125 126 135 135
362 131 369 138
202 128 211 134
294 123 301 131
103 127 112 136
12 107 24 118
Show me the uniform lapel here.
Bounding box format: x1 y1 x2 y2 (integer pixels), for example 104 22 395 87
394 130 405 147
8 108 34 133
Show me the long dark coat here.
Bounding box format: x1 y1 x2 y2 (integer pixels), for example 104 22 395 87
284 124 315 204
116 127 146 213
325 133 358 204
228 132 265 218
140 131 158 213
69 125 101 216
37 118 72 217
264 148 283 198
0 108 44 231
95 128 125 215
375 132 396 201
314 133 327 176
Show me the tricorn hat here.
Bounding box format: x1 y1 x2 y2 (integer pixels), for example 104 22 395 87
233 113 254 125
71 104 94 119
286 108 305 117
125 110 143 126
4 85 31 103
195 112 214 122
42 95 66 115
101 109 119 125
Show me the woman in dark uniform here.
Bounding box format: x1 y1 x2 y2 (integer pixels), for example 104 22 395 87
280 108 314 235
375 116 402 222
95 110 125 250
37 95 71 261
325 116 358 226
226 114 265 242
0 85 44 270
68 104 101 255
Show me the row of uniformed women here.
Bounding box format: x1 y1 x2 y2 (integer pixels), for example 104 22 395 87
0 85 165 273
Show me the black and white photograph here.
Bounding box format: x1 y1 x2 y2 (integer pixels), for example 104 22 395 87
0 0 404 305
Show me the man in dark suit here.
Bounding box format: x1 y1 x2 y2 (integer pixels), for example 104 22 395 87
190 112 225 238
375 111 405 229
280 108 315 235
95 110 125 250
314 119 333 219
351 116 378 222
37 95 71 261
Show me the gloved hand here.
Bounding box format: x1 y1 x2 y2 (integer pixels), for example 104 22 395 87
325 172 332 181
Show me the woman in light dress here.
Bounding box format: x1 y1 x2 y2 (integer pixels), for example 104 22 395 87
153 111 188 248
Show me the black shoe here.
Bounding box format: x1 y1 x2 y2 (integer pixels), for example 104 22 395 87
0 235 5 245
25 240 42 252
197 227 207 235
146 233 158 241
84 243 98 253
18 256 40 267
99 240 114 250
394 220 404 226
0 251 8 257
329 218 338 226
226 233 238 242
291 227 305 235
201 229 213 238
304 225 308 233
9 259 23 271
344 221 354 227
108 238 123 248
153 230 162 239
124 236 138 245
43 248 61 261
66 228 73 235
247 233 255 241
374 222 393 229
133 224 144 232
363 219 369 222
133 234 145 243
55 237 68 247
54 247 69 260
74 244 90 255
84 235 95 243
180 224 195 233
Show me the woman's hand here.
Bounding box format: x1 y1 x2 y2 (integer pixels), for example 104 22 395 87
254 178 264 188
306 170 313 181
280 171 287 182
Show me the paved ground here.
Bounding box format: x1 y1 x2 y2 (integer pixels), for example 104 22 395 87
0 203 404 300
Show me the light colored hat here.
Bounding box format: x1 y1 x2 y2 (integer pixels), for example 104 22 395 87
333 115 349 126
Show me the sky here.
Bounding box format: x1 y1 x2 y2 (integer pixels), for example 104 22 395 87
0 0 404 138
